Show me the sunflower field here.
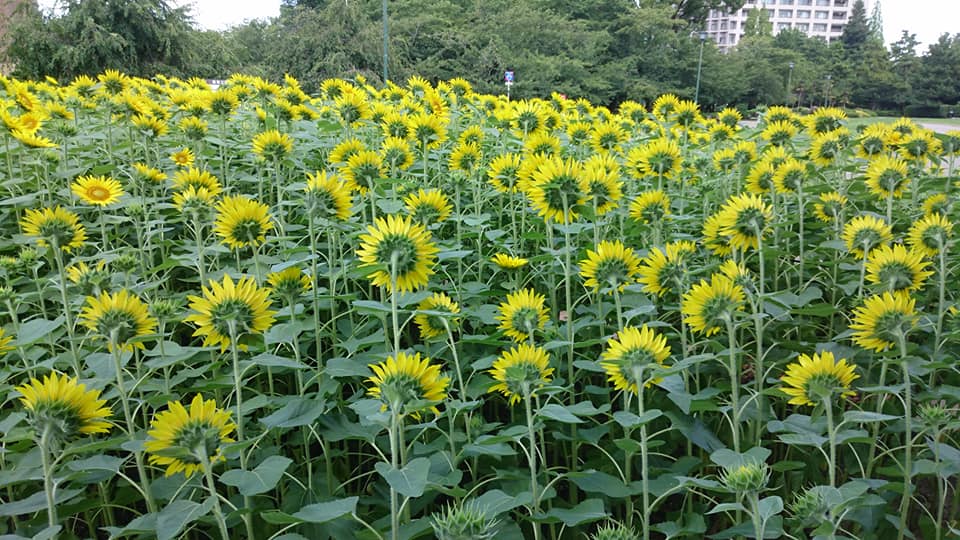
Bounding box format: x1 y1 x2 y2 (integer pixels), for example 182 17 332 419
1 70 960 540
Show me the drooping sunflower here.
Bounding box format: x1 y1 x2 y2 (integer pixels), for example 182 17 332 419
404 189 453 224
367 352 449 416
11 130 57 148
16 372 112 440
342 150 384 193
487 343 554 405
809 131 845 167
907 214 953 257
526 156 586 223
449 142 482 172
865 244 933 293
496 288 550 342
266 266 312 300
214 195 273 250
843 214 893 259
356 214 439 293
745 162 776 195
780 351 858 407
850 291 917 352
491 253 529 270
626 138 683 180
813 191 848 224
79 289 157 351
170 147 195 167
600 325 671 394
406 112 448 149
71 175 124 206
637 241 695 297
863 154 909 200
145 394 236 477
681 274 746 336
20 206 87 252
716 193 773 251
380 136 415 171
185 274 276 352
579 163 622 216
131 163 167 185
488 153 523 193
172 167 222 195
702 211 734 257
415 292 461 340
772 158 807 194
172 185 218 216
579 240 642 294
922 193 951 217
304 171 353 221
251 129 293 161
629 190 671 224
760 120 799 146
328 138 366 165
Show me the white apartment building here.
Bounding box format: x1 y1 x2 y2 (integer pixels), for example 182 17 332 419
706 0 869 50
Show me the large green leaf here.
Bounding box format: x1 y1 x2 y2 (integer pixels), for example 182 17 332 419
220 455 293 496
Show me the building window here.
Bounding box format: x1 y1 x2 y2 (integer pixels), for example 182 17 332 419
797 9 811 17
813 23 828 32
730 21 738 29
778 22 792 30
815 10 829 18
830 24 843 32
781 0 795 4
796 22 810 31
832 11 846 19
834 0 847 5
742 8 751 15
798 0 812 4
766 9 775 17
721 22 728 30
710 21 718 30
815 0 830 5
779 9 793 17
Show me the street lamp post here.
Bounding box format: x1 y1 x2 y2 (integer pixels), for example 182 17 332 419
824 74 832 107
694 31 707 104
787 61 795 107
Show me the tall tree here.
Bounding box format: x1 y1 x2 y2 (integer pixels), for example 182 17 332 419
868 0 883 43
642 0 746 27
840 0 869 52
742 6 772 39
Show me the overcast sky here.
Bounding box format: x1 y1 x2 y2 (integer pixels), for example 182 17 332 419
39 0 960 52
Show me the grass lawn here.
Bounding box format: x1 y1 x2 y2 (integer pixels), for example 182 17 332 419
845 116 960 131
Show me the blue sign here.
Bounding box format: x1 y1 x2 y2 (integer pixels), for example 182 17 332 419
504 71 515 83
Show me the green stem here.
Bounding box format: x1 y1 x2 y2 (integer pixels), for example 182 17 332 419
824 396 837 488
725 317 741 453
897 333 913 540
389 410 402 540
39 426 57 531
523 388 541 540
50 244 81 376
227 322 257 540
636 369 651 540
200 452 231 540
865 360 889 478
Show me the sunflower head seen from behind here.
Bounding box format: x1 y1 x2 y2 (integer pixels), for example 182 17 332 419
681 273 746 336
80 289 158 351
20 206 87 252
600 325 671 395
16 372 112 444
496 288 550 342
356 214 439 293
780 351 858 407
185 274 276 352
415 292 461 340
579 240 641 294
214 195 273 250
850 291 917 352
367 352 449 417
145 394 235 477
488 343 554 405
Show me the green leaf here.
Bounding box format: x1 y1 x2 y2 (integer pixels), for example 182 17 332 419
568 470 639 498
706 502 747 515
841 410 899 424
543 498 607 526
260 397 327 429
14 317 64 346
291 496 359 523
539 403 584 423
375 457 431 498
613 409 662 428
757 496 783 521
220 456 293 496
156 499 215 540
0 489 82 516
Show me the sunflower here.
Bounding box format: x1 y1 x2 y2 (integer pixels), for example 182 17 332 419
566 121 593 146
716 193 773 251
760 120 798 146
850 291 917 352
590 122 628 153
185 274 277 352
0 327 12 355
637 241 695 297
843 214 893 259
20 206 87 252
170 147 195 167
406 113 448 149
672 99 702 127
79 289 158 351
856 124 891 159
651 94 680 119
342 150 384 193
523 131 562 157
487 343 554 405
719 258 753 291
707 122 737 144
626 138 683 180
488 153 523 193
11 130 57 148
579 240 641 294
172 185 218 216
907 214 953 257
743 162 775 195
511 101 546 134
780 351 859 407
178 116 208 140
145 394 236 477
579 164 622 216
813 191 848 223
252 130 293 161
71 175 124 206
496 288 550 342
415 292 461 340
628 190 671 225
404 189 453 224
172 167 222 195
600 325 671 394
899 131 942 162
702 211 733 257
449 142 482 172
333 91 370 126
681 274 746 336
713 147 738 173
491 253 529 269
864 154 909 200
922 193 951 217
356 214 439 293
266 266 312 300
328 138 366 164
130 114 167 137
367 352 449 416
214 195 273 250
131 163 167 185
67 260 110 295
380 136 415 171
865 244 933 293
526 156 586 223
772 158 807 194
805 107 846 136
304 171 353 221
16 372 112 440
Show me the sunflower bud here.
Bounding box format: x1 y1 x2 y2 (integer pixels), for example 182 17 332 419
590 523 641 540
721 462 769 495
430 500 500 540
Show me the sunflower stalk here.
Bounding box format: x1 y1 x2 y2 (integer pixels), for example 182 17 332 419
522 385 541 540
932 239 949 384
199 450 232 540
724 316 741 453
226 320 257 540
50 242 81 376
897 331 913 540
822 396 837 488
39 425 58 530
635 366 652 540
388 408 403 540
